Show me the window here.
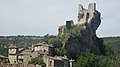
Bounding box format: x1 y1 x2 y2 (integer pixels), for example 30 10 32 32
86 13 89 22
50 61 52 67
30 55 32 57
14 59 17 63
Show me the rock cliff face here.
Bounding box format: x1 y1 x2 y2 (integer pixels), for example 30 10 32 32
58 3 105 59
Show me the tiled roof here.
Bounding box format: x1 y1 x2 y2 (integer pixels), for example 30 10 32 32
9 44 17 48
19 49 32 55
33 43 53 47
46 56 69 61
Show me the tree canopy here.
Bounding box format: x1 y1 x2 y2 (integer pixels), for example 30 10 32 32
28 57 45 66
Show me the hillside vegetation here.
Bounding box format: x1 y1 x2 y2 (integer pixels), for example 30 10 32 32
0 36 120 66
44 35 120 67
0 35 44 56
74 37 120 67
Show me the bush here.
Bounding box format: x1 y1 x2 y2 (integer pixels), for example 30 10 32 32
75 53 114 67
75 53 96 67
48 38 62 47
28 57 45 66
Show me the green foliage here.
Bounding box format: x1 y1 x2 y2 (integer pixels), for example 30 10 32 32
74 36 120 67
69 24 84 37
75 53 114 67
103 37 120 54
43 34 49 43
43 35 68 56
0 36 43 56
95 55 114 67
43 34 63 47
48 37 62 47
0 48 8 56
102 37 120 66
54 47 68 56
28 57 45 66
58 24 84 46
75 53 96 67
0 35 120 66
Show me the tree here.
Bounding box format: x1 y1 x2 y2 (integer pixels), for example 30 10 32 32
95 56 114 67
28 57 45 66
75 53 114 67
48 38 62 47
75 53 96 67
43 34 49 43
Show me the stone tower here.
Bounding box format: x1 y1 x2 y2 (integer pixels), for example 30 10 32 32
64 3 103 59
58 20 74 35
78 3 101 31
8 43 19 64
78 3 96 24
66 20 74 30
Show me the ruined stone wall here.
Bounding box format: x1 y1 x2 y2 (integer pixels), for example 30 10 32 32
58 3 105 59
66 20 74 30
58 20 74 35
78 3 97 24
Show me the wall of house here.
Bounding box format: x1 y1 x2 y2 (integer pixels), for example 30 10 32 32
34 46 49 52
9 55 18 64
0 57 9 63
43 56 69 67
22 55 31 64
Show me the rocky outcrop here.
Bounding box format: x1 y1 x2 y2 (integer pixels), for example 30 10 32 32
58 3 105 59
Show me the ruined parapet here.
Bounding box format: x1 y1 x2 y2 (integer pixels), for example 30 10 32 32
88 3 96 12
58 25 66 35
78 3 101 30
78 3 96 23
66 20 74 30
62 3 104 59
58 20 74 35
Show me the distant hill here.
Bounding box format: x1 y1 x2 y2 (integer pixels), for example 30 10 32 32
0 36 120 66
0 35 44 56
103 37 120 54
0 36 120 56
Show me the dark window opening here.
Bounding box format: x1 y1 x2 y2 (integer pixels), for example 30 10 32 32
86 13 89 22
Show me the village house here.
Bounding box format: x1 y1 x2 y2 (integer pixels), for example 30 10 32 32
43 56 69 67
8 43 54 64
7 43 74 67
32 43 54 56
0 54 9 64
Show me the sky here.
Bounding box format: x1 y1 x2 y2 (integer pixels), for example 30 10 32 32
0 0 120 37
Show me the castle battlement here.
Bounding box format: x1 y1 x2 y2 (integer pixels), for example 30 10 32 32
78 3 96 24
58 3 101 35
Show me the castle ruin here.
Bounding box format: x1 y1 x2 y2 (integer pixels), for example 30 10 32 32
58 3 101 35
58 3 103 59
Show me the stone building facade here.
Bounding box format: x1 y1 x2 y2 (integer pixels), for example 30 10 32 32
0 55 9 64
8 44 19 64
58 20 74 35
8 43 73 67
43 56 69 67
32 43 53 55
78 3 96 24
8 43 54 64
